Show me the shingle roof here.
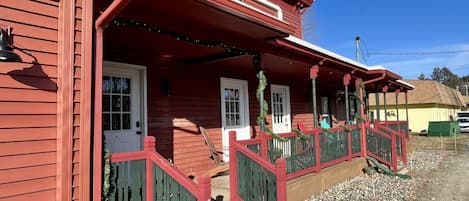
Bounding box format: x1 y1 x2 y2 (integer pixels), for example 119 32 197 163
369 80 465 107
464 96 469 105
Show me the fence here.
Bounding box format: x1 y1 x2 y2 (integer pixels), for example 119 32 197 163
109 136 211 201
367 122 407 172
379 120 409 139
229 125 363 200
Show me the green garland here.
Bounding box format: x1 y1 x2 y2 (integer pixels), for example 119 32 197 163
102 135 114 200
112 17 257 57
255 70 287 142
293 128 310 140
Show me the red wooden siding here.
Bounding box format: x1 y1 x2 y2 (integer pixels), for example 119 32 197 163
237 0 304 37
0 0 59 199
145 62 313 176
72 0 84 200
277 0 303 38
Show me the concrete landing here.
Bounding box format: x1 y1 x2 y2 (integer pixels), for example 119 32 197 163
211 174 230 201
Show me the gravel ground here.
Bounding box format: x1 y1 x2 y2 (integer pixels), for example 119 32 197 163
309 134 469 201
308 151 443 201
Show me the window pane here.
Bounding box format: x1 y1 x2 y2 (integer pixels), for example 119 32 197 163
103 95 110 112
122 96 130 112
225 114 231 126
103 76 111 93
225 102 229 114
112 95 121 112
234 89 239 100
122 78 131 94
112 77 122 93
103 114 110 130
112 114 121 130
224 89 230 100
123 114 131 130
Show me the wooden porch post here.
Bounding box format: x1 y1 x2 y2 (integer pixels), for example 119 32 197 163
375 85 381 121
395 89 400 128
275 158 287 201
229 131 238 201
356 79 367 157
93 1 132 200
310 65 320 127
405 91 409 123
144 137 155 201
382 86 388 122
343 74 351 124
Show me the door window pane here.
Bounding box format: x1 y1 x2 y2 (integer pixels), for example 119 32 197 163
123 114 131 130
112 77 122 93
103 114 110 130
112 95 121 112
122 78 131 94
112 114 121 130
122 96 130 112
103 76 111 93
103 95 110 112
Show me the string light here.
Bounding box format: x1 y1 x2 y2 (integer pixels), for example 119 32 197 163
112 17 260 65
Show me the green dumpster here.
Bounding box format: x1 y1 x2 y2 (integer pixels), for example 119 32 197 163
427 121 460 136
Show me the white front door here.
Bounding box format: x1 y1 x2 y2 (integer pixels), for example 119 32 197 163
220 78 250 161
271 84 291 133
103 63 145 153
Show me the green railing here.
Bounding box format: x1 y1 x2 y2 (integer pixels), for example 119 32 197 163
237 151 277 201
319 130 348 164
366 128 392 163
109 137 211 201
351 128 361 154
267 135 316 174
400 122 409 138
239 125 362 179
110 160 146 201
153 164 197 201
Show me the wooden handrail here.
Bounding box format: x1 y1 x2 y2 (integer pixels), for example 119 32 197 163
109 136 211 201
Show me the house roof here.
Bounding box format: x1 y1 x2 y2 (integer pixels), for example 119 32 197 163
464 96 469 105
369 80 465 107
283 36 415 90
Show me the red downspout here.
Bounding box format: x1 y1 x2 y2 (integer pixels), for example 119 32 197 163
93 1 131 200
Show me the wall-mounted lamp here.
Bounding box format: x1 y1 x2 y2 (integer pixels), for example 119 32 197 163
0 28 22 62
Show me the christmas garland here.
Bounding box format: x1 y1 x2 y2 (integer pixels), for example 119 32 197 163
112 17 256 57
255 70 288 142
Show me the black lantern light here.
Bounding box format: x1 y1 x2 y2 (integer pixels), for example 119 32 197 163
0 28 22 62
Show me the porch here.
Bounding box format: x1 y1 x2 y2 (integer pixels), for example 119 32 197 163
93 1 414 200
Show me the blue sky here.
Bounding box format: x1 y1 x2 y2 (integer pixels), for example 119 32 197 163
303 0 469 79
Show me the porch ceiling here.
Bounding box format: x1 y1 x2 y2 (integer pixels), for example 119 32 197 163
98 0 296 65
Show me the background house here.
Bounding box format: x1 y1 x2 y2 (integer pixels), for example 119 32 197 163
369 80 465 133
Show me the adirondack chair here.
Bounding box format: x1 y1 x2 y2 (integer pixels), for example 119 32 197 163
199 126 229 177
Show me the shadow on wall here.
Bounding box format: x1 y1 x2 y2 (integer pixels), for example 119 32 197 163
7 47 58 91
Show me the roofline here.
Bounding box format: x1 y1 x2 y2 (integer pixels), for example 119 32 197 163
285 35 370 71
396 80 415 89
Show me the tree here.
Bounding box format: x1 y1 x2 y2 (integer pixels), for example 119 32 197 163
418 73 427 80
430 67 461 89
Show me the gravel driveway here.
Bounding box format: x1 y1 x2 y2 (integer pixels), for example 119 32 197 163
416 134 469 201
309 134 469 201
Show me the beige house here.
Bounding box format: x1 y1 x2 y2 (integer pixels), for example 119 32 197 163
369 80 465 133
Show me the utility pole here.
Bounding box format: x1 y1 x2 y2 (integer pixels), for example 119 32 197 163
355 36 361 62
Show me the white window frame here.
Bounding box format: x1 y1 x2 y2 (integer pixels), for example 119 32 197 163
233 0 283 20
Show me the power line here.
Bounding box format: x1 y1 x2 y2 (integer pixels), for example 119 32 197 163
368 49 469 55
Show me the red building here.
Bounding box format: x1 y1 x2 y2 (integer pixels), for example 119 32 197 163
0 0 413 200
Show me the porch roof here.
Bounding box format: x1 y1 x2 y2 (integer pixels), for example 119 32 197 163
277 36 415 91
